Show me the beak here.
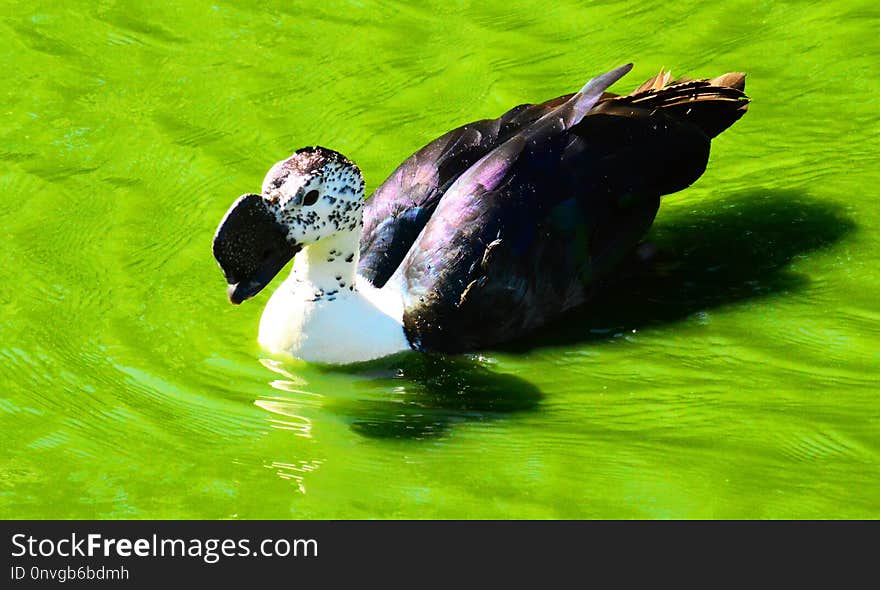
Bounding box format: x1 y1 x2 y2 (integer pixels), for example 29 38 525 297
225 244 301 304
213 192 301 305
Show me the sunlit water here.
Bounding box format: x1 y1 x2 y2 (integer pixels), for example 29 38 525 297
1 0 878 518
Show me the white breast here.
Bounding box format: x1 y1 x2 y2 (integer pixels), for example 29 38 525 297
258 275 410 364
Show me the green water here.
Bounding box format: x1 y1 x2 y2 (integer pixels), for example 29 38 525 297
1 0 878 519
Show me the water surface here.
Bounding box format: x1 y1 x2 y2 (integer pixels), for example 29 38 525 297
1 0 878 518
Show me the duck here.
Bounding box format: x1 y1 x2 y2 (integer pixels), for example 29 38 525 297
213 63 749 364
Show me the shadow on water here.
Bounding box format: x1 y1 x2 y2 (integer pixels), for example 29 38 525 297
261 189 853 440
503 189 855 351
325 354 543 440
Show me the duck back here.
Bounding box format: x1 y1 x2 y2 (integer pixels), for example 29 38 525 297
358 95 576 288
392 69 749 352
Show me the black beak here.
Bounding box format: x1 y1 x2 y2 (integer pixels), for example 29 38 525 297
213 193 300 305
226 243 302 304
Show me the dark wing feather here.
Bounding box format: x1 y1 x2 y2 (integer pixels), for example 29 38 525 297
358 104 543 286
358 93 619 287
399 69 747 352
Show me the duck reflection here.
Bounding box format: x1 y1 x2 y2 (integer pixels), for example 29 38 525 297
254 354 542 441
339 355 542 439
255 358 322 439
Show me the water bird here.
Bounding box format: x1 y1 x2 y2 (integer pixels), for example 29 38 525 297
213 64 749 364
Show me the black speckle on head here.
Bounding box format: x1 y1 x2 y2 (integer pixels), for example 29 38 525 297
263 146 360 201
267 175 285 190
345 253 354 263
290 146 359 177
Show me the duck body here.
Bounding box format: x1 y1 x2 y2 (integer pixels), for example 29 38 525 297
213 64 749 364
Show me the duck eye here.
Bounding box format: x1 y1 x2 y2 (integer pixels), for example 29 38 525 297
302 190 320 206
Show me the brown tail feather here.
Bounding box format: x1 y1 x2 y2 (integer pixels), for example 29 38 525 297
596 69 750 138
633 70 673 93
709 72 746 91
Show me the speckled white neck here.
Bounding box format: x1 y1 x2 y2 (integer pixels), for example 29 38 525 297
257 229 409 364
289 230 361 301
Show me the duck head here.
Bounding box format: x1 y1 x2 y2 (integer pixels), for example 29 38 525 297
213 146 365 304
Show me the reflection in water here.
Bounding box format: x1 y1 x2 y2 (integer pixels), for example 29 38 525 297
254 353 542 441
254 359 323 438
336 355 543 440
259 358 316 395
264 460 323 494
253 398 314 439
255 359 326 490
255 358 322 439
